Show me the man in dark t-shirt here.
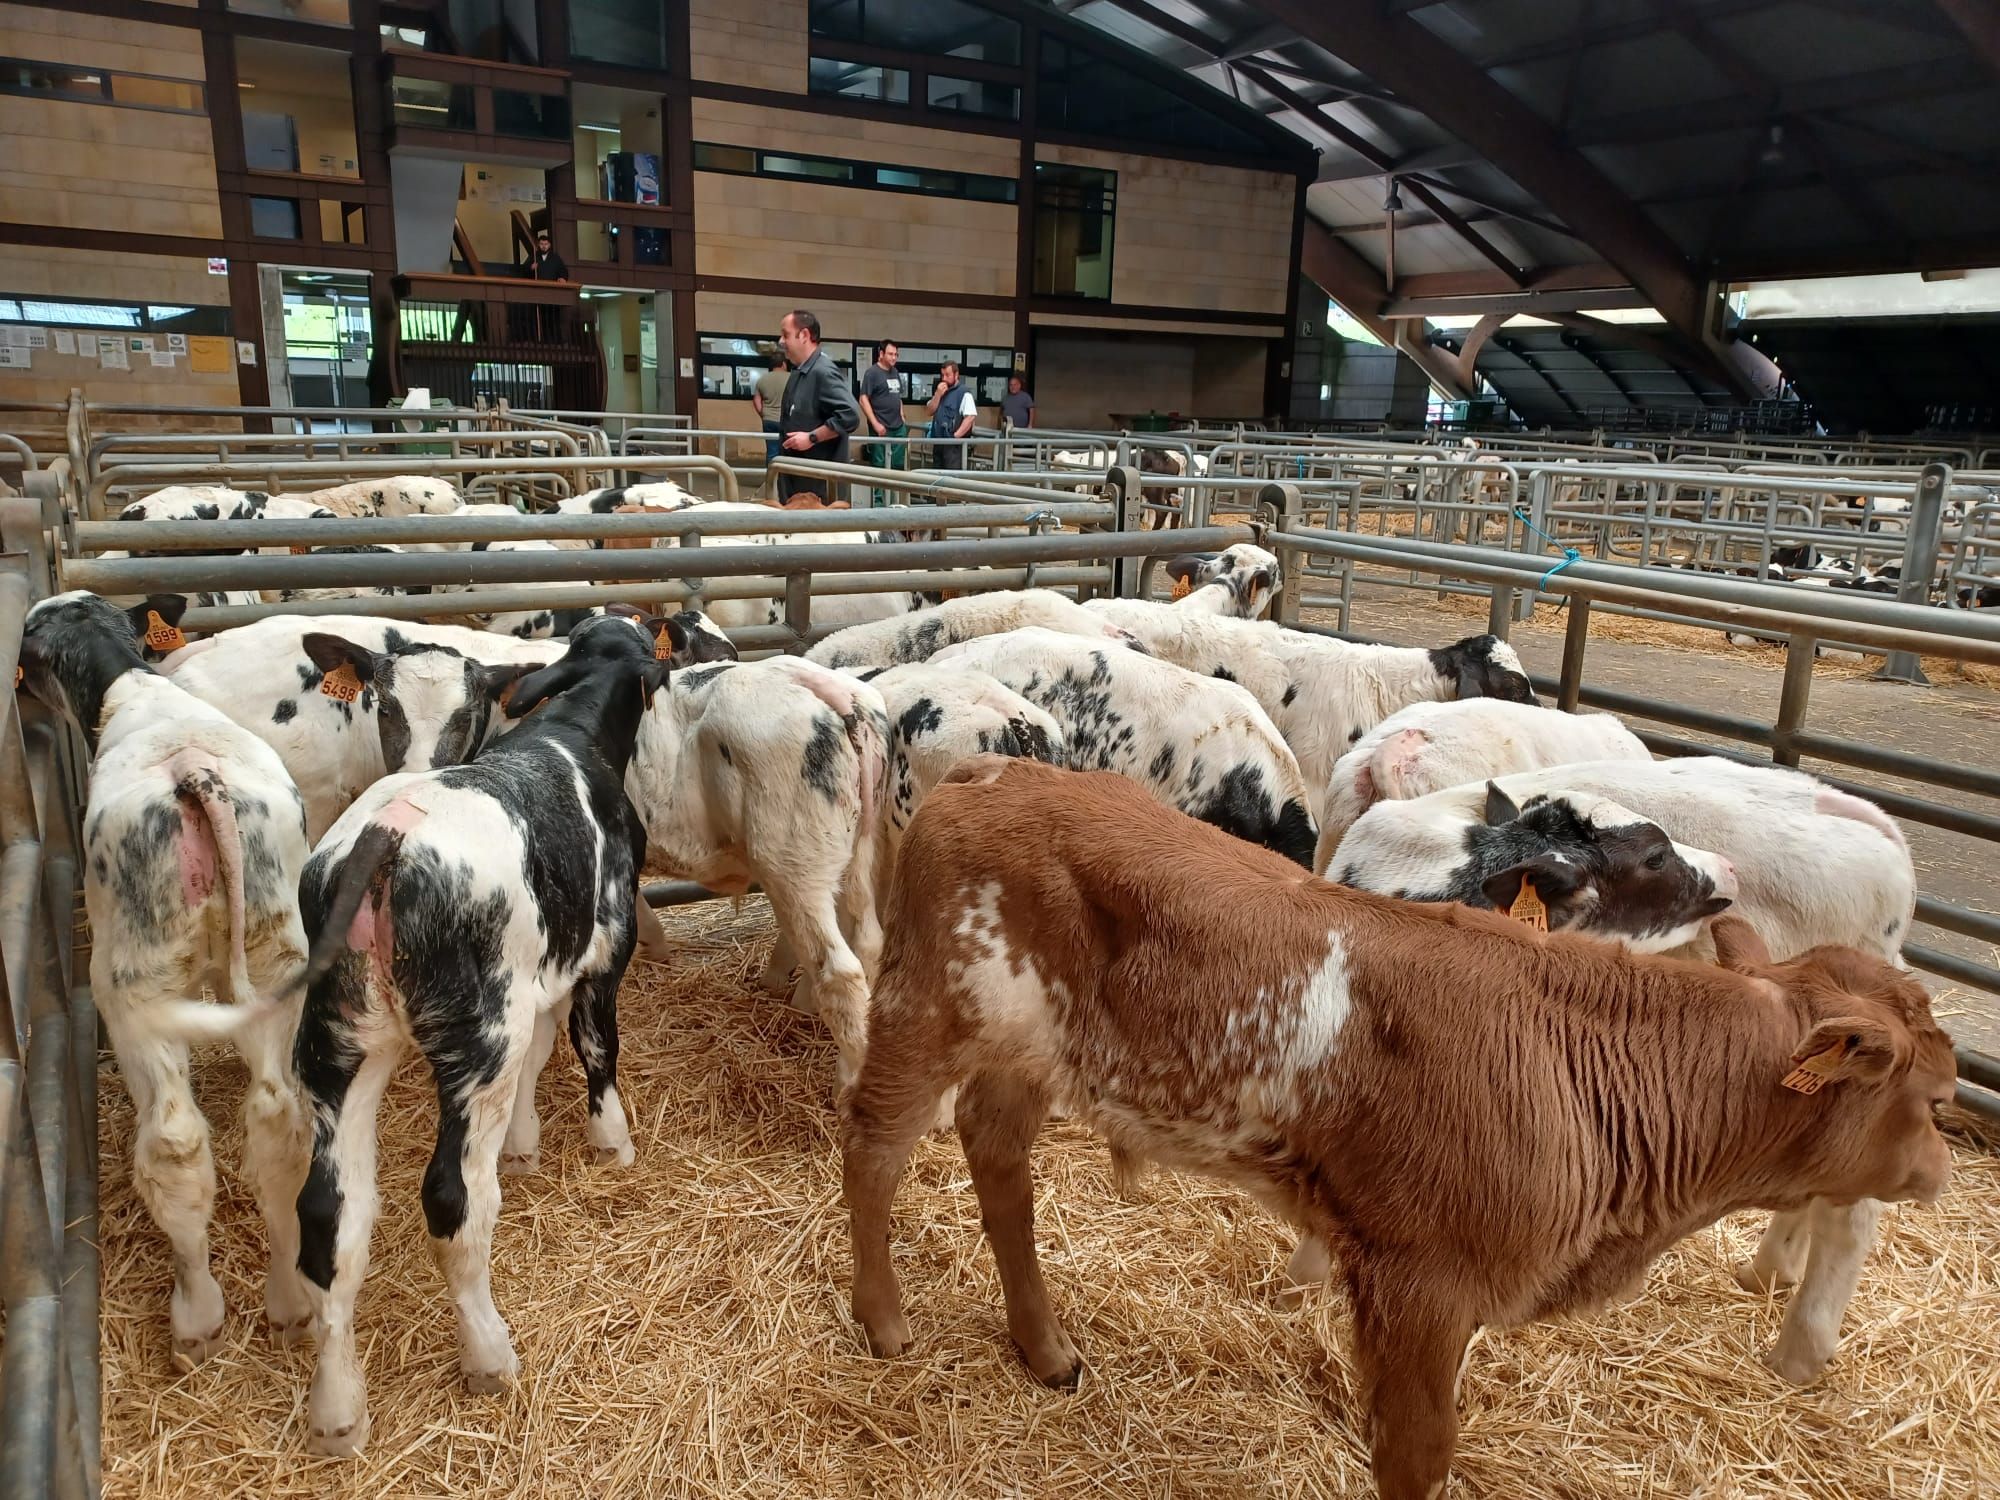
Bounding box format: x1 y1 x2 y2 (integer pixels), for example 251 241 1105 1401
1000 374 1035 430
858 340 907 507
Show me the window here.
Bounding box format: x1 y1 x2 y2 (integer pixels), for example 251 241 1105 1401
0 296 230 336
1033 163 1115 300
250 197 304 238
699 333 1013 405
572 83 665 203
925 74 1017 120
232 0 348 23
809 57 910 105
1039 37 1273 155
236 39 361 179
569 0 668 70
810 0 1019 66
692 143 1017 204
3 57 205 114
391 75 474 129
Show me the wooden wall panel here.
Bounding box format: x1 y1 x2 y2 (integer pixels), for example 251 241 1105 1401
692 98 1020 177
1039 143 1292 315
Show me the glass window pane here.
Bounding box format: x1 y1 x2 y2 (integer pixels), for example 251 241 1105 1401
808 57 909 104
569 0 668 69
4 60 108 103
692 143 756 174
249 196 304 239
108 72 204 112
391 75 474 130
1033 163 1115 300
926 74 1016 120
809 0 1019 65
1039 37 1270 155
764 153 854 183
492 88 569 140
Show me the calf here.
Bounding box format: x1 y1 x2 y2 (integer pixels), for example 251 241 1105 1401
1330 755 1915 1381
841 757 1956 1500
807 588 1142 671
1157 542 1282 618
929 627 1317 865
163 612 541 840
1075 603 1536 820
1315 699 1651 864
530 619 891 1086
290 623 660 1456
19 592 314 1366
556 480 701 515
111 486 337 559
278 476 461 518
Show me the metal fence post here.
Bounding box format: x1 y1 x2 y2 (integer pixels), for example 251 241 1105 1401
1876 461 1950 685
1260 481 1304 628
1105 466 1142 597
1773 633 1815 767
1557 594 1591 711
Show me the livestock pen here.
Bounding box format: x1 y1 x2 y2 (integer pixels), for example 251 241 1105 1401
2 436 1997 1499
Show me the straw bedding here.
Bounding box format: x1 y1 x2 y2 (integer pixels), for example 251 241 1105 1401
101 898 1998 1499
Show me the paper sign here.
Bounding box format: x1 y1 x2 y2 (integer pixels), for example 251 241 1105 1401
0 347 30 369
678 357 694 378
189 335 232 374
166 333 187 352
149 350 175 367
24 327 48 349
236 340 258 367
130 336 154 353
99 338 129 370
0 327 23 347
207 257 229 275
53 330 76 354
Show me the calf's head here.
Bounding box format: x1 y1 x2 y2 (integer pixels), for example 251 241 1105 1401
1466 784 1736 951
1713 918 1956 1208
1431 633 1536 704
299 633 534 772
1162 543 1283 618
19 590 151 747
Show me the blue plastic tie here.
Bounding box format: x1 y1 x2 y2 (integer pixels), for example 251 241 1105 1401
1514 508 1581 592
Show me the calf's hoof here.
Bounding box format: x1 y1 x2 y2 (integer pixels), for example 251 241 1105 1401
859 1312 912 1359
1732 1260 1794 1295
463 1349 519 1395
594 1143 636 1168
498 1149 541 1177
171 1324 227 1368
309 1412 370 1458
1019 1331 1084 1390
267 1313 314 1348
1027 1350 1084 1391
1765 1341 1830 1388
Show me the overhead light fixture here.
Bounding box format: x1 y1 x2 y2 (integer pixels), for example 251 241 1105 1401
578 122 620 133
237 81 255 89
1383 177 1404 214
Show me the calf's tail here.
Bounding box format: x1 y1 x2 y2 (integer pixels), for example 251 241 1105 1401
293 821 406 998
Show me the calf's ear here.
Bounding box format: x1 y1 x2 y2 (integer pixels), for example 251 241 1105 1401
504 658 582 719
1480 852 1581 913
300 632 379 683
1162 554 1213 587
1786 1016 1902 1086
1483 781 1520 825
480 661 538 709
1711 914 1772 971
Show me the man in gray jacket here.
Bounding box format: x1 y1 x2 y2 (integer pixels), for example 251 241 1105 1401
776 308 861 501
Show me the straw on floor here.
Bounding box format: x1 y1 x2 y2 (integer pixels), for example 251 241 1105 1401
101 898 1998 1499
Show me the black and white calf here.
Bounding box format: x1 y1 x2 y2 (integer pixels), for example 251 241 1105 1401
110 486 338 560
163 612 545 840
929 626 1318 864
805 588 1142 671
290 618 661 1456
1071 603 1535 820
19 592 314 1365
1156 542 1282 618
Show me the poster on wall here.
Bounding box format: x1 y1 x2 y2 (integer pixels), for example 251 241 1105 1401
0 327 24 347
24 328 48 349
236 340 258 367
130 336 155 354
166 333 188 353
0 347 30 369
100 337 129 370
53 330 76 355
189 336 232 374
149 351 175 368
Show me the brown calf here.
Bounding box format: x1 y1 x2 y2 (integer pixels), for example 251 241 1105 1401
840 757 1956 1500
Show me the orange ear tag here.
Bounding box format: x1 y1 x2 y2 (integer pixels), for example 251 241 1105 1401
1780 1042 1846 1095
319 662 363 703
1509 877 1549 932
1170 574 1192 600
289 544 313 555
653 626 674 662
144 610 187 652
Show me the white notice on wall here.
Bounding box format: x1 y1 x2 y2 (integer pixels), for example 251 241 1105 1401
100 337 129 370
0 347 30 369
236 340 258 367
0 327 24 347
131 335 155 354
24 327 49 349
149 350 175 368
166 333 188 353
53 330 77 355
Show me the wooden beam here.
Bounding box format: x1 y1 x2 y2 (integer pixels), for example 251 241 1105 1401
1398 175 1527 285
1235 62 1392 169
1394 264 1633 298
1401 176 1575 241
1242 0 1772 397
1299 217 1474 398
1384 287 1657 316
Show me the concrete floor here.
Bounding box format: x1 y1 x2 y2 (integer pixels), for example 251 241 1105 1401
1316 586 2000 1059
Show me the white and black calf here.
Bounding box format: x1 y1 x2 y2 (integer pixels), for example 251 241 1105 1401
929 627 1318 864
806 588 1142 671
164 612 541 840
290 622 661 1456
19 592 314 1366
113 485 337 557
1155 542 1282 618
